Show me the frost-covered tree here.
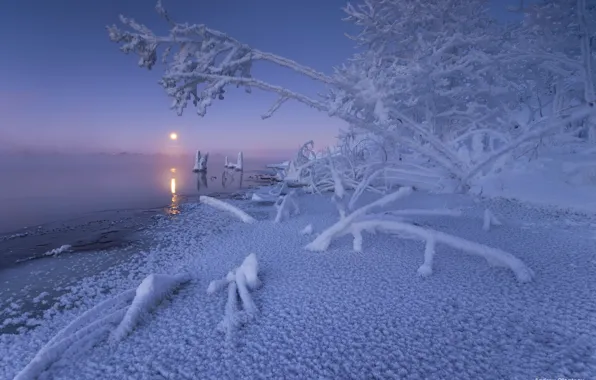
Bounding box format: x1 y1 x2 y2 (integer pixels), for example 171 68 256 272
330 0 520 188
107 0 596 192
509 0 596 142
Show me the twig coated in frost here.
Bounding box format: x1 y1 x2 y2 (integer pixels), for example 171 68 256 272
15 272 191 379
207 253 261 340
111 273 191 342
274 191 300 223
305 186 413 252
417 239 436 277
483 208 502 232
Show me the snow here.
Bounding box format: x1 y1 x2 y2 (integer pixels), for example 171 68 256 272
300 224 313 235
110 273 191 342
474 149 596 214
2 189 595 379
225 152 244 171
417 238 436 277
483 209 502 232
199 195 256 224
9 1 596 374
274 191 300 223
43 245 71 257
192 150 208 172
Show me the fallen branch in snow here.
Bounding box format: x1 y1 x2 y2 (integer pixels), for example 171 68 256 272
200 195 256 223
483 208 502 231
15 308 129 380
305 187 413 251
274 191 300 223
207 253 260 340
347 219 533 283
110 273 191 342
15 273 191 380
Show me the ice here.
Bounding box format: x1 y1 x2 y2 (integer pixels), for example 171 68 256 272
43 245 72 257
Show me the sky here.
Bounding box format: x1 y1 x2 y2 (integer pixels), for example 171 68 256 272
0 0 522 157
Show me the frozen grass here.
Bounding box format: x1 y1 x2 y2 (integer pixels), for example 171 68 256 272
1 192 595 379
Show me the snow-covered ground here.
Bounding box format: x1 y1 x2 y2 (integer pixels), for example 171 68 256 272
1 188 595 379
474 147 596 214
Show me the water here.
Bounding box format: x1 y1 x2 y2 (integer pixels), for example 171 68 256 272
0 153 271 234
0 153 277 270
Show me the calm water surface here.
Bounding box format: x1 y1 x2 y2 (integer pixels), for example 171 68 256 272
0 153 271 234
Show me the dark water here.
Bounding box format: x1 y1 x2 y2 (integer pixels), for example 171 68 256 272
0 153 271 234
0 153 276 270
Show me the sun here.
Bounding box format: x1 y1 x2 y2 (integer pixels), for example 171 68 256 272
170 132 178 140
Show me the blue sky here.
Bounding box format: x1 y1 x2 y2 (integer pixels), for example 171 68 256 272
0 0 521 157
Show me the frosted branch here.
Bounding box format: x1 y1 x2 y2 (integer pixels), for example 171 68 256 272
207 254 261 340
111 273 191 342
350 219 533 283
15 272 190 379
305 187 413 251
274 191 300 223
200 195 256 223
483 209 502 232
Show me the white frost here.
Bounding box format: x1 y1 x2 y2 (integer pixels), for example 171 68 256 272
110 273 191 342
483 208 502 232
199 195 256 223
300 224 314 235
44 245 71 257
208 253 261 340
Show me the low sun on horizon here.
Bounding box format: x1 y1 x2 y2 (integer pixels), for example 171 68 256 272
169 132 178 140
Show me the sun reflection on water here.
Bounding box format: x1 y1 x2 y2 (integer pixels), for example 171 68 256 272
167 169 180 216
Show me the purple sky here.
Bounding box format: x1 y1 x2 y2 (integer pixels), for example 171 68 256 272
0 0 520 157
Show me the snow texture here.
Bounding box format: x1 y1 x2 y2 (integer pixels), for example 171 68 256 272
2 192 596 379
199 195 256 224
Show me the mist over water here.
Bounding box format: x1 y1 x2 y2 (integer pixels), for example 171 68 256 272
0 153 274 234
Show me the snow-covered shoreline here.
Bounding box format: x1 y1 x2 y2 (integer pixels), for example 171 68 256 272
2 189 595 379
